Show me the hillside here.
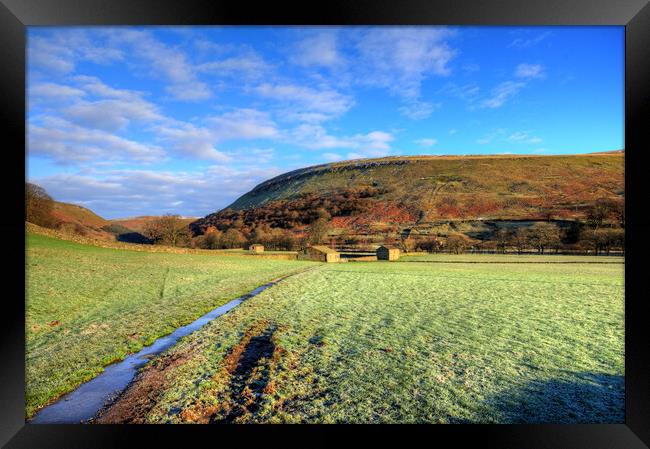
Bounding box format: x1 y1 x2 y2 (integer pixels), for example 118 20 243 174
41 202 188 244
191 151 624 241
110 216 198 233
50 201 115 240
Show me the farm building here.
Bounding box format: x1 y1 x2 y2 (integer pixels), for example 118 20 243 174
249 244 264 253
377 245 400 261
298 245 341 263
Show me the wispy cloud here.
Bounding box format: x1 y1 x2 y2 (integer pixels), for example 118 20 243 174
289 124 393 155
439 82 480 102
290 31 344 68
515 63 545 79
507 131 542 144
29 82 86 101
207 108 279 140
196 51 271 79
255 82 354 122
414 138 438 147
105 28 211 101
479 81 526 109
354 27 456 118
28 116 166 165
478 64 546 108
508 31 552 49
477 128 542 146
153 109 279 162
28 31 124 75
399 101 441 120
153 122 230 162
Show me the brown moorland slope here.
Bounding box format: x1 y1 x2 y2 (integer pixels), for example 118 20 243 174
191 151 624 238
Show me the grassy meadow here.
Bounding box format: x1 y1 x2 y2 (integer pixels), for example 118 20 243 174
25 233 316 418
400 253 625 263
97 255 625 424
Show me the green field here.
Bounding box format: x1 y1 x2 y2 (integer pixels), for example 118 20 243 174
25 233 316 418
99 255 625 424
400 253 625 263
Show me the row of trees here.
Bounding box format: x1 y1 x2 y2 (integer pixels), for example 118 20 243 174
406 222 624 255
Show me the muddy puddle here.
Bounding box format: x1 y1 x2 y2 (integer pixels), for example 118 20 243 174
30 277 289 424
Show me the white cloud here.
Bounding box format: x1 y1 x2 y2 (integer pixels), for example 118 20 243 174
29 82 86 101
196 52 270 79
224 147 275 164
414 138 438 147
153 122 230 162
515 63 545 79
289 124 393 153
356 27 456 100
64 98 161 132
399 101 441 120
439 82 480 101
105 29 211 101
290 32 344 68
290 124 351 149
255 82 354 121
28 31 123 75
152 109 279 162
28 37 76 74
28 116 166 165
32 166 285 218
73 75 143 100
208 108 279 140
353 131 393 151
507 131 543 144
30 76 163 133
508 31 552 49
476 129 543 146
479 81 526 109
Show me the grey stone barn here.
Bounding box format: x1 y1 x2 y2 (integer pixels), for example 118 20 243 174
298 245 341 263
377 245 400 261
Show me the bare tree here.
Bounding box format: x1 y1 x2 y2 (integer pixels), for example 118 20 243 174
494 228 510 253
509 228 529 254
25 183 56 227
527 222 561 254
143 214 190 247
307 217 330 245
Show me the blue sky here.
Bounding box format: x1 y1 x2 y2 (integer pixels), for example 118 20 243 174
26 26 624 218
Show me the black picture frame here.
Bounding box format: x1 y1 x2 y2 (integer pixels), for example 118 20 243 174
2 0 649 447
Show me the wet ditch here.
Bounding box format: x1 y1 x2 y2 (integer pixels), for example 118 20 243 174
29 270 309 424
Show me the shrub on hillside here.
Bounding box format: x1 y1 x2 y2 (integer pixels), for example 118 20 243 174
445 234 472 254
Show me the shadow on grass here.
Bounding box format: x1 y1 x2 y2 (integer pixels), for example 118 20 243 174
491 372 624 423
116 232 153 244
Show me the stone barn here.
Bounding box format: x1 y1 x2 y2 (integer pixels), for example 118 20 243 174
249 244 264 253
298 245 340 263
377 245 400 261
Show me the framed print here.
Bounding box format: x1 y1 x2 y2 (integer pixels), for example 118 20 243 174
1 0 649 447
